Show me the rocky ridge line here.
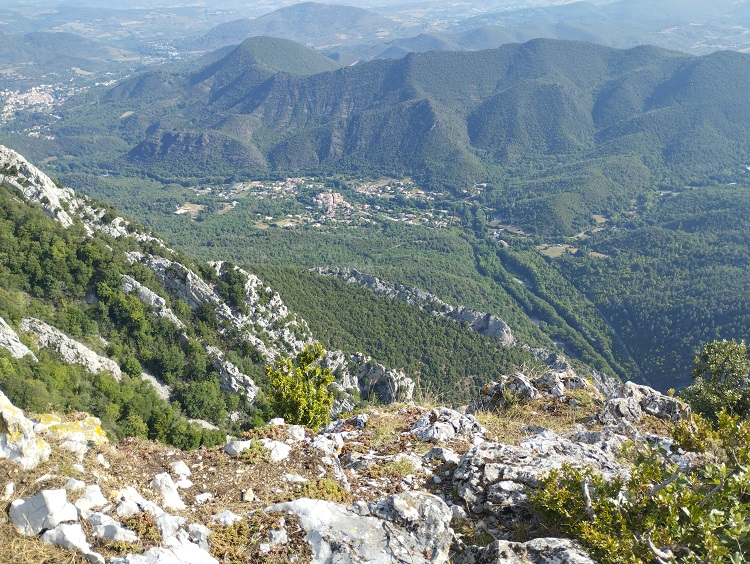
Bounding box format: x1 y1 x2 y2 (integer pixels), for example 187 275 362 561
313 267 515 346
311 267 617 394
0 372 692 563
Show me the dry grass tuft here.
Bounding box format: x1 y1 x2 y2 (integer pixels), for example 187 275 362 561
296 477 351 504
0 518 88 564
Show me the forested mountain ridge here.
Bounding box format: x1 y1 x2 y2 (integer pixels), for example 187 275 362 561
0 144 322 445
29 38 750 237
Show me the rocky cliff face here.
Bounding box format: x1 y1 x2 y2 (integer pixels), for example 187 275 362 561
0 145 79 228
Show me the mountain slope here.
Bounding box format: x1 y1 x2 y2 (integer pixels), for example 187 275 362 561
0 145 578 422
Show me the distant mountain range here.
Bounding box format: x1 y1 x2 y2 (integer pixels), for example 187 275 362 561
183 2 408 53
185 0 750 64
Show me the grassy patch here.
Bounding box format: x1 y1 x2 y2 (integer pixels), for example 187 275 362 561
209 512 311 563
366 458 417 481
475 394 602 445
296 477 351 503
121 512 162 545
239 439 271 464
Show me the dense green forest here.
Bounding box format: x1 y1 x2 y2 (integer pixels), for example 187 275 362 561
559 181 750 390
143 200 628 381
0 179 288 446
251 264 542 402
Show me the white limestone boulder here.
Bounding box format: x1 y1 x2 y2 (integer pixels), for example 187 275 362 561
0 390 51 469
10 488 78 536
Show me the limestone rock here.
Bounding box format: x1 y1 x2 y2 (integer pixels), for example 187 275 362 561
424 446 461 466
88 512 139 543
453 430 628 529
324 413 369 434
205 345 259 402
451 306 514 346
0 316 37 360
3 481 15 501
598 381 691 425
455 537 596 563
21 318 122 380
112 531 219 564
597 397 643 426
73 485 108 513
411 408 484 443
0 389 51 469
156 513 187 539
134 256 310 365
112 485 164 517
268 492 452 563
224 440 255 457
122 275 183 328
43 416 108 459
170 460 191 477
322 350 358 390
211 509 243 526
286 425 306 441
10 488 78 536
369 491 453 559
260 439 292 462
140 372 171 401
0 145 79 227
312 434 344 457
359 363 415 404
187 523 212 551
162 529 219 564
41 523 104 564
225 431 296 466
467 373 541 413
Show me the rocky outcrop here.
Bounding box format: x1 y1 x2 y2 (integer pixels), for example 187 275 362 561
34 414 108 460
20 317 122 380
467 369 599 414
0 390 51 469
205 345 259 401
267 491 453 563
358 362 415 404
10 488 79 536
126 255 311 364
455 537 597 564
453 429 628 531
122 275 183 328
0 145 79 228
5 385 687 563
313 267 514 346
411 408 485 443
598 381 691 425
0 315 37 360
